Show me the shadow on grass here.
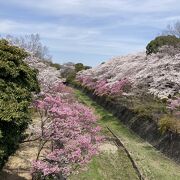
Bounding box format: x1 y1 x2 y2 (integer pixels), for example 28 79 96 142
0 170 27 180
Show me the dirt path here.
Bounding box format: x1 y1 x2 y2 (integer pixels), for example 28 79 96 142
0 116 41 180
0 141 39 180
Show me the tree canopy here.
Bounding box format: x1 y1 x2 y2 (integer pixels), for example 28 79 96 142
0 39 39 167
146 35 180 55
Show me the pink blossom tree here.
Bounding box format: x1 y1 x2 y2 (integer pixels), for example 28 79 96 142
76 75 96 90
31 94 102 179
94 79 110 96
109 79 131 97
76 75 131 98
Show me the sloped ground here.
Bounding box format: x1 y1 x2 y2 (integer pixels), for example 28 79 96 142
73 89 180 180
70 147 139 180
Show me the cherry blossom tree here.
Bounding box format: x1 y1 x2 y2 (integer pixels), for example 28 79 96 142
76 75 131 97
76 75 97 90
109 79 131 96
76 51 180 99
31 91 102 179
94 79 109 96
24 55 63 94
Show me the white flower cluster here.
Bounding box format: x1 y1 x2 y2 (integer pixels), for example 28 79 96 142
78 51 180 99
24 55 63 93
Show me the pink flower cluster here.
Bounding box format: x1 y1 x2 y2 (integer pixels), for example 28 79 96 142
168 97 180 110
94 79 110 96
76 75 131 97
76 75 97 90
31 83 102 178
168 97 180 118
32 160 60 176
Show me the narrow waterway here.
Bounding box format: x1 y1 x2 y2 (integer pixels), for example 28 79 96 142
73 89 180 180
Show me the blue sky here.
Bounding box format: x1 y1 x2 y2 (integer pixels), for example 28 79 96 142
0 0 180 66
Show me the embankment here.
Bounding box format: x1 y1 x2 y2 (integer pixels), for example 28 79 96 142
73 84 180 163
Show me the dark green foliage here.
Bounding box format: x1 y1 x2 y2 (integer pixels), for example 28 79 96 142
75 63 84 72
50 63 61 70
45 61 61 70
66 72 76 84
0 39 39 167
146 35 180 55
84 65 91 70
65 63 91 84
75 63 91 72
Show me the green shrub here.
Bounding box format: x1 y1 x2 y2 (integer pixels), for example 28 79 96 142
66 72 76 84
146 35 180 55
158 115 178 134
0 39 39 167
47 61 61 70
65 63 91 84
75 63 84 72
75 63 91 72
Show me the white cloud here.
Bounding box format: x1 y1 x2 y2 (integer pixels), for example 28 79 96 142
0 18 145 58
0 19 100 40
6 0 180 16
0 20 19 32
1 0 180 65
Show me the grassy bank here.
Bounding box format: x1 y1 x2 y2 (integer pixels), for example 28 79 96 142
70 89 180 180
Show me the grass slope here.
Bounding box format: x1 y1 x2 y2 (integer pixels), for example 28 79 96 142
70 89 180 180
